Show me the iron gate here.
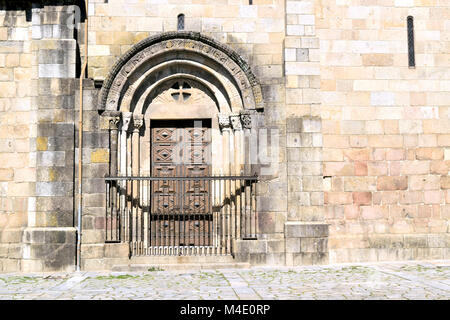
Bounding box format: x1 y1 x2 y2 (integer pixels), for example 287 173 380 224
105 176 258 256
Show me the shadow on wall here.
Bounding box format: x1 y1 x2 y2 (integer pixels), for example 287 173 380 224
0 0 86 22
0 1 87 78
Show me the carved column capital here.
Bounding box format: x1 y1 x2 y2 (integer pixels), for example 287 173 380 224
240 110 254 130
108 111 121 130
230 113 242 131
121 112 133 132
218 114 231 131
132 114 144 132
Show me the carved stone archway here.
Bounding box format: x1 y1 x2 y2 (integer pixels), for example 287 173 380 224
99 31 264 113
102 33 262 255
102 32 263 179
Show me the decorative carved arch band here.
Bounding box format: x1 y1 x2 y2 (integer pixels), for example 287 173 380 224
98 31 263 112
123 60 239 114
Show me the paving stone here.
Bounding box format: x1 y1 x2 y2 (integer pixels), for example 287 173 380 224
0 261 448 299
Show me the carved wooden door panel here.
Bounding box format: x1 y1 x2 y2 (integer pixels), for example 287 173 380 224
150 120 211 247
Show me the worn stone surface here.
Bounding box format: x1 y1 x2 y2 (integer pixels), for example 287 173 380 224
0 261 449 300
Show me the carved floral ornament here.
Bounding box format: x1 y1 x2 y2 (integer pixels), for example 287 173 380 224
107 111 145 132
218 111 254 131
240 111 253 130
99 33 264 113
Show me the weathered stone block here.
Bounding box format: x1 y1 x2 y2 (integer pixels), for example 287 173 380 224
285 222 329 238
377 176 408 191
285 238 300 253
300 237 328 253
104 243 129 258
234 239 267 255
80 244 104 259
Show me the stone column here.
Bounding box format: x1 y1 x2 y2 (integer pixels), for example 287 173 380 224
230 114 243 175
240 111 253 175
106 112 121 245
218 114 231 175
108 112 121 177
120 112 132 176
108 112 121 213
132 115 143 179
131 114 143 254
119 112 132 241
218 114 231 253
230 114 243 239
240 111 253 239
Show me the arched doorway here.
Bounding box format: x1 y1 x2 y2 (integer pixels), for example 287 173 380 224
102 32 262 257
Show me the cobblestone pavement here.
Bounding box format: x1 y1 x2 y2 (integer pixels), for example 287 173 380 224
0 260 449 300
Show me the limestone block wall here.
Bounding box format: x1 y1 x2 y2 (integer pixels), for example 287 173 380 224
0 4 78 272
87 0 285 82
285 0 323 223
2 0 449 271
318 1 450 263
74 80 128 270
30 5 77 272
282 0 328 265
0 7 34 272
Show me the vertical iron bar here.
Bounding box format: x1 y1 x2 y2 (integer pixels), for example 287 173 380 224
212 178 215 255
178 178 181 254
254 179 257 238
128 179 131 250
244 180 247 238
234 179 237 247
203 179 206 250
252 180 256 238
116 180 120 241
240 179 243 240
196 180 199 251
228 176 232 255
105 181 109 241
141 180 144 254
158 179 161 251
219 177 222 255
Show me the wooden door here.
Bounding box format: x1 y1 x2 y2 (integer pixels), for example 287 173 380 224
150 120 212 247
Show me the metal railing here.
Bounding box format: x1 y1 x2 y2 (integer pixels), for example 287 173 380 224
105 176 258 256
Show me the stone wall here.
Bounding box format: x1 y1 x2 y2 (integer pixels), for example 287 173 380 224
87 0 285 81
318 1 450 262
1 0 449 272
0 7 34 272
75 79 129 270
0 4 77 272
284 0 328 265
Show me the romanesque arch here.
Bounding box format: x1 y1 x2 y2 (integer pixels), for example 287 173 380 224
101 31 263 178
102 32 261 256
99 31 263 112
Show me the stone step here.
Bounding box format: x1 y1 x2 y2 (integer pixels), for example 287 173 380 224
111 255 250 271
112 262 251 272
129 255 236 264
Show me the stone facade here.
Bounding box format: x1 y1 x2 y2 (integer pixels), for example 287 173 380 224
0 0 449 272
319 1 450 263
